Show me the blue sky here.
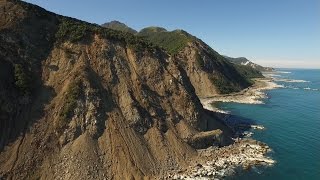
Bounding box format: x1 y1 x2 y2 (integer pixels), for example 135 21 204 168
24 0 320 68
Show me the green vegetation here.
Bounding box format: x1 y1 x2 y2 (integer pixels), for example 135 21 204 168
14 64 32 96
55 18 92 42
234 64 264 79
195 52 205 69
138 28 195 55
58 80 82 128
55 19 261 95
224 56 273 72
210 75 241 94
139 26 167 34
56 18 158 52
102 21 137 34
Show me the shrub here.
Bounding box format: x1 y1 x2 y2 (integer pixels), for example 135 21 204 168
195 52 204 69
55 18 91 42
234 64 264 79
56 18 158 53
210 75 239 94
138 30 194 55
58 80 82 128
14 64 32 95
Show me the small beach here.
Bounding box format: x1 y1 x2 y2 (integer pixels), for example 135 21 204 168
200 78 283 108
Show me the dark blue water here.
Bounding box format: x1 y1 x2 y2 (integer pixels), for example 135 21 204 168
220 69 320 180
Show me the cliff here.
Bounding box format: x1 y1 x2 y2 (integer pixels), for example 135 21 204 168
138 28 256 96
0 0 232 179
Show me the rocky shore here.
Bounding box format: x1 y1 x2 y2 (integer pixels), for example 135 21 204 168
167 77 281 180
167 139 275 180
200 78 283 106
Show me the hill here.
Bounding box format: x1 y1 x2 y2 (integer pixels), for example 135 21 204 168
224 56 274 72
138 27 263 96
101 20 137 34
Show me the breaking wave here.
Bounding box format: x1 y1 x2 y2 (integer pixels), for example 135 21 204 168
283 85 319 91
274 78 310 83
276 71 291 74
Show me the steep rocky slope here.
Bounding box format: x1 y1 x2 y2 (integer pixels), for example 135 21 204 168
0 0 233 179
138 27 256 96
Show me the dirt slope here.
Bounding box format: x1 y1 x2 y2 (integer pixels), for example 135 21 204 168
0 1 233 179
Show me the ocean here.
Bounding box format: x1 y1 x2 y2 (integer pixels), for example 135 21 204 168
219 69 320 180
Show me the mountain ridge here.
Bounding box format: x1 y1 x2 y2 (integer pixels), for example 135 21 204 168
136 26 263 95
101 20 137 34
224 55 274 72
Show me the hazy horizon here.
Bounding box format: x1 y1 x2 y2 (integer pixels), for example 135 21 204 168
23 0 320 69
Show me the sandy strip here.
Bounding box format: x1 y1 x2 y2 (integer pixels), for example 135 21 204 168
200 78 283 110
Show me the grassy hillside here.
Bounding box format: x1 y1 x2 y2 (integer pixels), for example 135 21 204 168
138 28 195 54
57 18 158 52
101 20 137 34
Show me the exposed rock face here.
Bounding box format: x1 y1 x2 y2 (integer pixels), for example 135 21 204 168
175 40 252 97
0 0 233 179
137 28 253 96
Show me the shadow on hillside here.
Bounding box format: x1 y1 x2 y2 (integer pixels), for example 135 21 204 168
0 6 60 151
206 109 258 138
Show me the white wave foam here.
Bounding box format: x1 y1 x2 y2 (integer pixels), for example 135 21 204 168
284 86 319 91
277 71 291 74
200 99 231 114
274 78 310 83
269 74 281 77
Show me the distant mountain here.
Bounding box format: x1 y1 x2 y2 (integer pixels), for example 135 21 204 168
223 56 274 72
101 20 137 34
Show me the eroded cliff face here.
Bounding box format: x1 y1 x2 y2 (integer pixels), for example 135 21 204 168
136 28 253 97
0 1 232 179
175 40 252 97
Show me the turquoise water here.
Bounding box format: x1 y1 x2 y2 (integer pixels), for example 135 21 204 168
220 69 320 180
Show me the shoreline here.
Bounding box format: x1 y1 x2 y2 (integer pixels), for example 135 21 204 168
171 77 281 179
200 77 282 107
168 139 275 179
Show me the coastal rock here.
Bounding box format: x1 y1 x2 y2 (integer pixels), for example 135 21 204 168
171 139 275 179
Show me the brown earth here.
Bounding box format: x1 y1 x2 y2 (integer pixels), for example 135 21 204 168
175 40 252 97
0 1 234 179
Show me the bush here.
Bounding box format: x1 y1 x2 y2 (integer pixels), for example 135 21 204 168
58 80 82 128
56 18 158 53
55 18 91 42
234 64 264 79
195 52 204 69
210 75 240 94
14 64 32 95
138 30 194 55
